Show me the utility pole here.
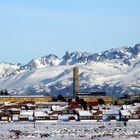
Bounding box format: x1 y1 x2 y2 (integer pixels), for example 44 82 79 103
136 81 140 103
33 108 35 128
111 92 114 112
66 87 69 97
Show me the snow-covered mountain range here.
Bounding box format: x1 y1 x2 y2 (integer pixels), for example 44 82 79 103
0 44 140 97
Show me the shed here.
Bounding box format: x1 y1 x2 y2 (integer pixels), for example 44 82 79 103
78 110 94 120
120 110 132 120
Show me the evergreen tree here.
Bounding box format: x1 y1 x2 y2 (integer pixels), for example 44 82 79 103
98 98 105 105
0 89 9 95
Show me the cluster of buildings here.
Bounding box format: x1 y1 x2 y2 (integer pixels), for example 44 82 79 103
0 66 139 122
0 99 140 122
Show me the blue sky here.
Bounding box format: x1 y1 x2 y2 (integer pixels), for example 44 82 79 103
0 0 140 64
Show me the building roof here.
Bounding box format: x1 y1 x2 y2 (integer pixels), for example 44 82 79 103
120 110 132 116
87 102 99 106
26 104 36 107
103 108 119 115
58 114 77 120
36 102 68 106
20 110 33 116
69 101 81 109
92 110 103 116
52 105 68 111
35 111 49 117
7 108 20 111
122 105 133 110
78 110 92 116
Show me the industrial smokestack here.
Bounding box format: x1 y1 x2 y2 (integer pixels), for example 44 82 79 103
73 66 79 97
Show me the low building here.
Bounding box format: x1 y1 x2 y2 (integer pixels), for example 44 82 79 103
103 108 120 121
92 110 103 120
78 110 94 120
0 110 12 121
19 110 33 121
58 114 77 121
78 93 112 104
8 108 20 115
69 101 81 110
120 110 132 120
35 111 50 120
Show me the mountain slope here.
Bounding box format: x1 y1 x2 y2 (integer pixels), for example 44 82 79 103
0 44 140 97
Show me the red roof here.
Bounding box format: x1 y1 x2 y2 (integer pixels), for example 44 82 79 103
69 101 81 109
87 101 98 106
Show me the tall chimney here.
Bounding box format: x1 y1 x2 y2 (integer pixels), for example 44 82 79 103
73 66 79 97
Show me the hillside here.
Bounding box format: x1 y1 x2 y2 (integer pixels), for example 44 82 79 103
0 44 140 97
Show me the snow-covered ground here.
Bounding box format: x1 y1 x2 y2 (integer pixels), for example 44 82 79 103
0 121 140 140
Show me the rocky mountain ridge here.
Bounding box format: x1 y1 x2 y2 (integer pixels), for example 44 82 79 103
0 44 140 97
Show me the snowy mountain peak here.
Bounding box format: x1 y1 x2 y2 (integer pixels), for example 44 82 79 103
23 54 60 70
0 62 20 78
61 51 91 65
19 44 140 70
62 51 70 59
